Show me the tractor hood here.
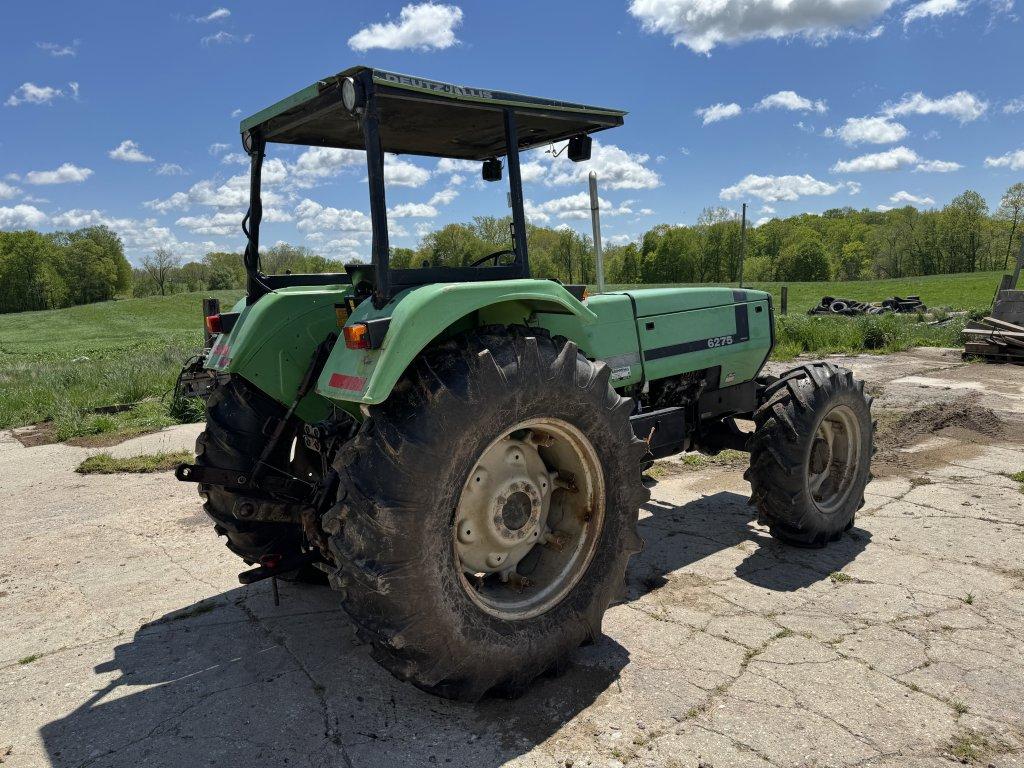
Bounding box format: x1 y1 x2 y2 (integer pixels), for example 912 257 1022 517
624 287 770 317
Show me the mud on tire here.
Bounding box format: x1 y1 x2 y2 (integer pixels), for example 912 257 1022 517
745 362 874 547
323 326 649 701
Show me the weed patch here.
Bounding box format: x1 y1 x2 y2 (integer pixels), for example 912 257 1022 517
76 450 193 475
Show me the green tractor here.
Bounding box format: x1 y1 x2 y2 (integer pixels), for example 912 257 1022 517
177 67 874 700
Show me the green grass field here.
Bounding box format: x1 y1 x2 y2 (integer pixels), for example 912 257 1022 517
0 272 999 434
0 291 241 434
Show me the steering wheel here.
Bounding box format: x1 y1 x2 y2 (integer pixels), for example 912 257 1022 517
469 249 516 268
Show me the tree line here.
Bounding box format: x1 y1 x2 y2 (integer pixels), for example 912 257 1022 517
0 227 132 314
395 184 1024 286
1 184 1021 314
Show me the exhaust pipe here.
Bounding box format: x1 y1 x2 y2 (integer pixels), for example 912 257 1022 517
588 171 605 294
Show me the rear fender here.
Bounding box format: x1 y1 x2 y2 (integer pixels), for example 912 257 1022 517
205 284 352 421
316 280 598 405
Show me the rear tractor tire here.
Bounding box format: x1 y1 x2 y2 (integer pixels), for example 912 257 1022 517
195 377 325 583
323 327 649 701
745 362 874 547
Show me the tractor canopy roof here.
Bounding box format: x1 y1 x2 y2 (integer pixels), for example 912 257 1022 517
239 66 626 161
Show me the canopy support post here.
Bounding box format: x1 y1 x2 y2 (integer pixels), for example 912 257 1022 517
503 109 530 279
362 73 391 309
243 131 266 305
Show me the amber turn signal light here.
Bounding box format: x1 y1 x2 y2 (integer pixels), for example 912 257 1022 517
343 323 370 349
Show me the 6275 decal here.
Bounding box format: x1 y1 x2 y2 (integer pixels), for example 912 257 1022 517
706 335 736 348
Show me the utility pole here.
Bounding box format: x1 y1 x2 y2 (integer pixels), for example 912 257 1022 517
738 202 747 289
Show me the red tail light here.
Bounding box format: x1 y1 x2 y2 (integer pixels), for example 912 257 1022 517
205 314 223 334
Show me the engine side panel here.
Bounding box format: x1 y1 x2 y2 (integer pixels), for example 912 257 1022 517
636 293 772 386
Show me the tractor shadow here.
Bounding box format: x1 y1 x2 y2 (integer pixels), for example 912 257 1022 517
629 487 871 599
39 490 867 768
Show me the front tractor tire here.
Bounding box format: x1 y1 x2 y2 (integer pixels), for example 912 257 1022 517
324 327 649 701
745 362 874 547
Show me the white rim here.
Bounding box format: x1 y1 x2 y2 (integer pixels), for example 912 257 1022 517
453 418 605 620
806 404 862 515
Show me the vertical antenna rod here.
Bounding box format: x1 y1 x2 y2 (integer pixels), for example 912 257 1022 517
738 202 747 289
589 171 605 293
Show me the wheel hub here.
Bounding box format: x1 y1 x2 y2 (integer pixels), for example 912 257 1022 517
500 490 534 531
455 432 554 576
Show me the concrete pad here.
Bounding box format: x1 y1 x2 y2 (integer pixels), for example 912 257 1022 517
3 348 1024 767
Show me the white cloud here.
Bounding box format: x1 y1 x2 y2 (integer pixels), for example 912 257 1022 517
435 158 479 174
847 180 862 194
47 209 215 260
984 149 1024 170
696 102 742 125
295 199 373 234
429 187 459 206
875 204 893 211
0 204 47 230
756 90 827 113
209 143 230 156
1002 98 1024 115
156 163 188 176
292 146 363 185
0 181 20 199
760 205 776 214
109 139 154 163
914 159 961 172
388 202 438 218
628 0 895 54
882 91 988 123
384 156 431 187
349 3 463 51
541 141 661 190
607 234 635 246
202 31 253 45
903 0 966 25
890 190 935 206
175 207 289 236
719 173 848 202
526 193 634 223
144 192 191 213
25 163 93 185
175 211 241 236
36 40 79 57
638 208 655 215
831 146 919 172
221 153 249 166
831 146 962 173
5 82 66 107
826 115 908 144
195 7 231 22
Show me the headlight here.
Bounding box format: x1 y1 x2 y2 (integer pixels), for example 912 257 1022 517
341 77 360 112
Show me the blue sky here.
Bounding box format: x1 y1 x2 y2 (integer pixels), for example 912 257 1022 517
1 0 1022 263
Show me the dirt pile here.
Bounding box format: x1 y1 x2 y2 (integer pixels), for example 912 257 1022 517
876 401 1005 457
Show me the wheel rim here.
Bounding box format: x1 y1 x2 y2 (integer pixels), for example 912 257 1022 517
453 417 605 620
806 404 862 515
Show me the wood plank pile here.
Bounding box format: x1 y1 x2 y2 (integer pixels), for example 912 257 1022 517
963 316 1024 363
